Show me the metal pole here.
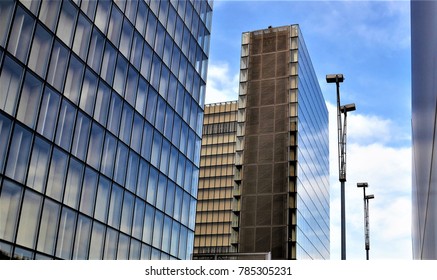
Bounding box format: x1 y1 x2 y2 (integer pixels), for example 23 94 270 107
362 186 368 260
336 78 346 260
365 194 370 260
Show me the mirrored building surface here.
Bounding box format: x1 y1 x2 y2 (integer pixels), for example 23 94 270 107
0 0 212 260
411 0 437 260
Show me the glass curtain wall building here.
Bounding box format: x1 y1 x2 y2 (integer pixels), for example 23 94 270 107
411 0 437 260
194 101 237 256
233 25 329 260
0 0 212 260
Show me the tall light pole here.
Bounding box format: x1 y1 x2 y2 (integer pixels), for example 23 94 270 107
357 182 374 260
326 74 356 260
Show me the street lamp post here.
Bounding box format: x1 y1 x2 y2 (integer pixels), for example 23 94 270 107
357 182 374 260
326 74 356 260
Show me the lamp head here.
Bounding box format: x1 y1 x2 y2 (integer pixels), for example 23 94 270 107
357 182 368 188
340 103 356 113
326 74 344 83
365 194 375 200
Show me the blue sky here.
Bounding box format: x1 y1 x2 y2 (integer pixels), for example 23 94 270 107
204 0 412 260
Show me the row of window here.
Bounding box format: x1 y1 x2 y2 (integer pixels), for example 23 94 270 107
0 59 200 195
0 177 193 259
0 1 205 139
0 111 198 229
203 122 237 135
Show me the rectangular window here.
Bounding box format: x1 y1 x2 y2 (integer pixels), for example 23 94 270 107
114 142 128 186
0 55 24 116
16 71 43 129
55 99 77 152
47 40 69 92
79 167 98 217
140 42 153 80
27 136 51 193
162 215 172 253
108 183 123 229
73 14 92 61
64 54 85 105
16 190 42 249
136 77 148 117
156 173 167 211
28 24 53 78
37 86 60 141
113 54 128 96
119 18 133 59
152 210 163 249
150 54 162 91
130 31 143 70
81 0 97 21
56 0 77 47
71 112 91 161
101 133 117 178
56 207 77 259
94 0 111 34
119 103 133 145
39 0 61 32
79 68 98 116
0 179 23 242
87 122 104 170
135 0 148 36
165 180 175 216
125 151 139 193
117 233 130 260
150 131 162 168
145 87 158 125
5 124 32 184
87 27 104 73
107 92 122 136
0 114 12 171
73 215 91 259
147 167 158 206
130 112 143 153
94 175 111 223
7 6 35 63
89 221 105 260
142 204 155 243
107 5 123 47
145 12 157 47
101 41 117 85
94 82 110 126
154 23 165 58
125 66 139 107
63 158 84 209
0 1 15 47
46 147 68 202
132 198 145 240
37 198 60 255
170 221 180 257
120 191 134 234
136 159 149 200
164 105 174 140
103 227 118 260
155 96 166 134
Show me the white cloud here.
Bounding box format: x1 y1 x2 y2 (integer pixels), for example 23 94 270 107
204 62 239 104
328 102 412 259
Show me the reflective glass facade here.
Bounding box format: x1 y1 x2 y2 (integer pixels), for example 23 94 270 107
233 25 329 260
411 0 437 260
194 101 237 255
0 0 212 260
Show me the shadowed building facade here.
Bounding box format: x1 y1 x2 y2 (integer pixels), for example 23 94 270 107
194 101 237 256
194 25 329 260
411 0 437 260
0 0 212 260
